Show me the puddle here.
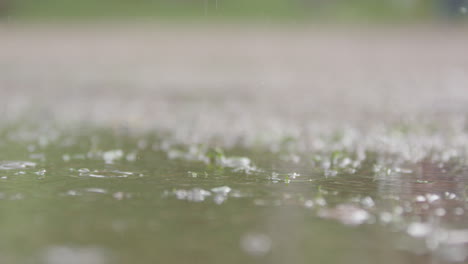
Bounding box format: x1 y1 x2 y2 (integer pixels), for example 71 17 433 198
0 122 466 264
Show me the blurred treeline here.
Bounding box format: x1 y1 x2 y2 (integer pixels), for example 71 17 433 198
0 0 466 21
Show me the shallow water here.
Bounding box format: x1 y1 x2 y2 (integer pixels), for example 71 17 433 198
0 123 467 264
1 24 468 264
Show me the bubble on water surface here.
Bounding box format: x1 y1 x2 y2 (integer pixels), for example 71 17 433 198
240 233 272 257
0 161 36 170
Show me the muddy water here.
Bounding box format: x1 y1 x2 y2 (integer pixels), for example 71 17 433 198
0 124 466 264
0 24 468 264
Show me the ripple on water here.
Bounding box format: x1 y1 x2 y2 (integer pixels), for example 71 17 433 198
71 168 140 179
64 188 108 196
165 186 236 204
0 161 36 170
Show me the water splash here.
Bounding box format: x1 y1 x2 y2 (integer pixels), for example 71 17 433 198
0 161 36 170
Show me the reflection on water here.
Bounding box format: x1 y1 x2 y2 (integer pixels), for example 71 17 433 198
0 123 466 264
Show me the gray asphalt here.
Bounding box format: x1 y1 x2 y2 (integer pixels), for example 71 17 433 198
1 23 467 132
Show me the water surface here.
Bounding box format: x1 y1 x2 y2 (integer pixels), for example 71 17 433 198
0 123 467 264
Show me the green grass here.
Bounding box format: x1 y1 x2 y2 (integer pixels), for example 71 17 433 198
5 0 435 21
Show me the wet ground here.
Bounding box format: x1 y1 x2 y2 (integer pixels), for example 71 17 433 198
0 23 468 264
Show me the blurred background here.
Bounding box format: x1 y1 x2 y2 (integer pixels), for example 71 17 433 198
1 0 468 126
1 0 467 122
0 0 467 21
